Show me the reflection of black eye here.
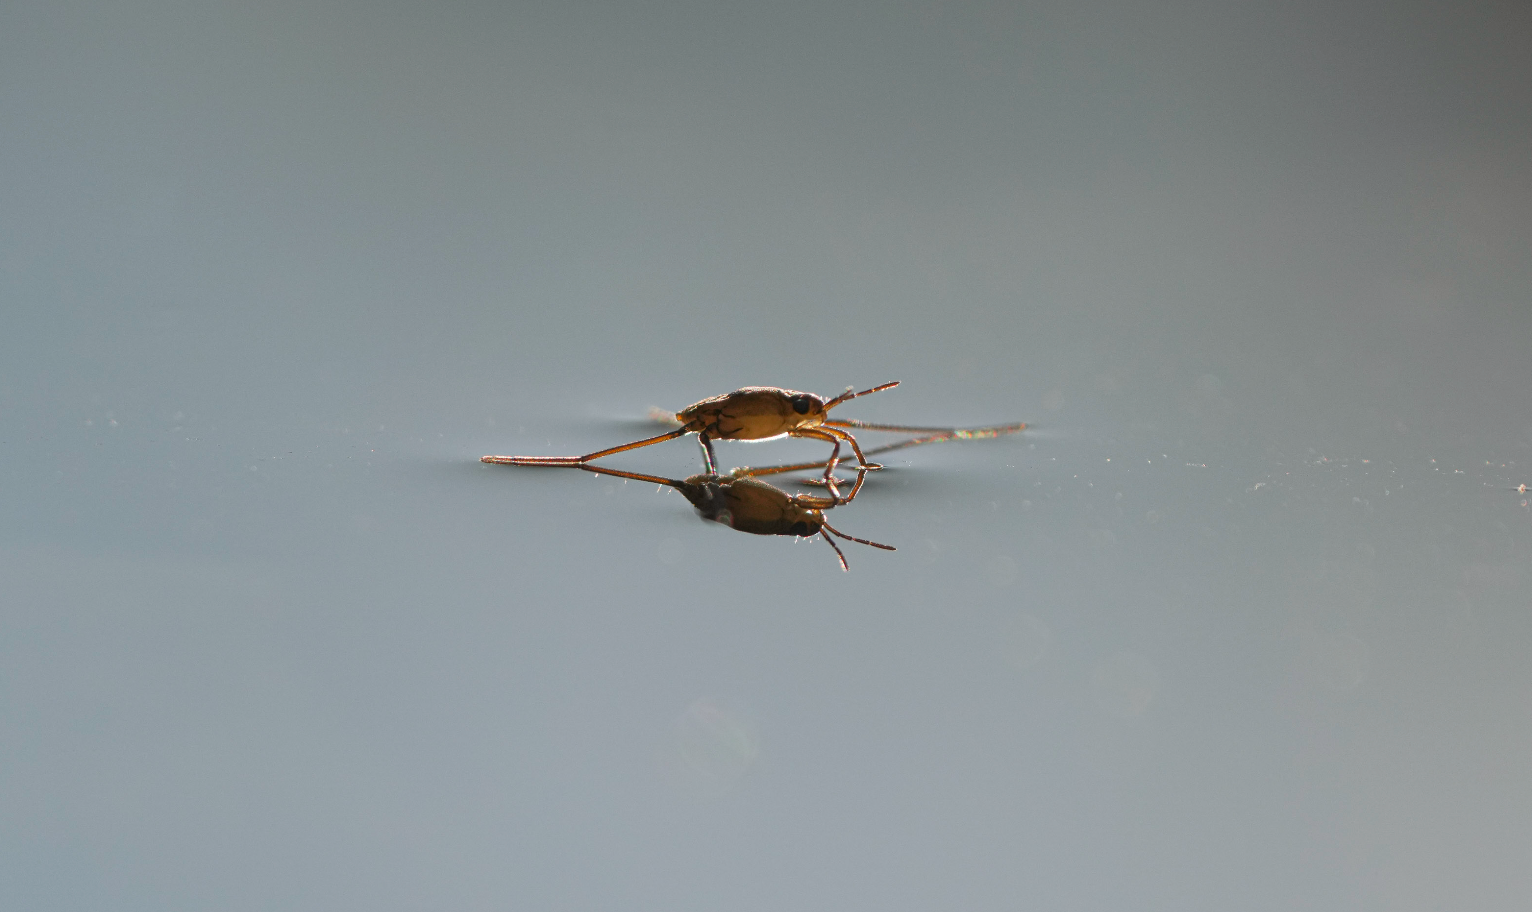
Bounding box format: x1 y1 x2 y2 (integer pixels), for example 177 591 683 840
791 396 812 414
789 521 810 536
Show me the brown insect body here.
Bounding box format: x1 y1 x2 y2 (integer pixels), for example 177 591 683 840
675 387 829 442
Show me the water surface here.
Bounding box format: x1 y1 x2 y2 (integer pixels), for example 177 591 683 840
4 2 1530 909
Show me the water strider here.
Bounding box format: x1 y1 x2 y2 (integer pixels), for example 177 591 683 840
482 381 1026 498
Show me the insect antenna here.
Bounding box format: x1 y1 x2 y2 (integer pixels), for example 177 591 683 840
823 381 900 411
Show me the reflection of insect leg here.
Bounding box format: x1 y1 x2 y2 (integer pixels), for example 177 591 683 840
697 434 718 474
572 459 873 509
571 463 684 487
482 427 693 466
793 464 872 506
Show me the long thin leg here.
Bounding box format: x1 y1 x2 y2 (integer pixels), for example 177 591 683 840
828 464 872 504
481 427 692 466
698 434 718 474
824 419 1027 437
736 423 1027 479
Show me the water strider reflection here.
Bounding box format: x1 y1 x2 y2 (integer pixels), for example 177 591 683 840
562 461 891 570
483 396 1026 569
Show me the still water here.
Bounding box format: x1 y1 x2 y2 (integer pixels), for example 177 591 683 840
4 2 1530 910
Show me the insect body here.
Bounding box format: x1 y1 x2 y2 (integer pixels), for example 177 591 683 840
484 382 902 494
576 462 892 571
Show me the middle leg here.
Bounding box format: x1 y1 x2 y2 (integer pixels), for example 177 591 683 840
698 434 719 474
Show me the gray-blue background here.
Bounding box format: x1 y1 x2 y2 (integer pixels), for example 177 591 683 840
4 1 1530 909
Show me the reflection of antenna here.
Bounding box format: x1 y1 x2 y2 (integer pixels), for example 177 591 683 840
820 521 897 572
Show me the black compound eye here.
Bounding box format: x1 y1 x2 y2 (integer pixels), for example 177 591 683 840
791 396 813 415
789 521 811 536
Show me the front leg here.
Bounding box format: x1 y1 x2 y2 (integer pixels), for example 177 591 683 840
792 428 844 501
